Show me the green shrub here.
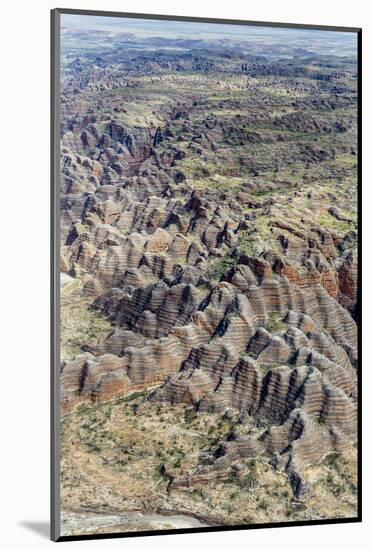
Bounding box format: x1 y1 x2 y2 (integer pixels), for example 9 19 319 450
206 256 238 280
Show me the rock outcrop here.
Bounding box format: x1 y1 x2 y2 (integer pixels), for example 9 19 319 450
59 32 358 504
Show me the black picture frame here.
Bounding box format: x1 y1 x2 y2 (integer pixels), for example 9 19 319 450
51 8 362 542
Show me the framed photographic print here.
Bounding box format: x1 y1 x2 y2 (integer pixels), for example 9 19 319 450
51 8 361 541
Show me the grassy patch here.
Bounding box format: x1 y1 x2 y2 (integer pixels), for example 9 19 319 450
238 231 260 256
206 256 238 281
265 312 286 334
315 212 353 234
61 294 112 360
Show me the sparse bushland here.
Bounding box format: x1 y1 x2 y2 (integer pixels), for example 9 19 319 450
61 393 358 531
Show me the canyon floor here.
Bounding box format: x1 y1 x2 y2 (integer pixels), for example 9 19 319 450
58 18 359 536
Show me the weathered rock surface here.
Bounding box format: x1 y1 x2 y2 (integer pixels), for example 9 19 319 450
59 34 358 505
